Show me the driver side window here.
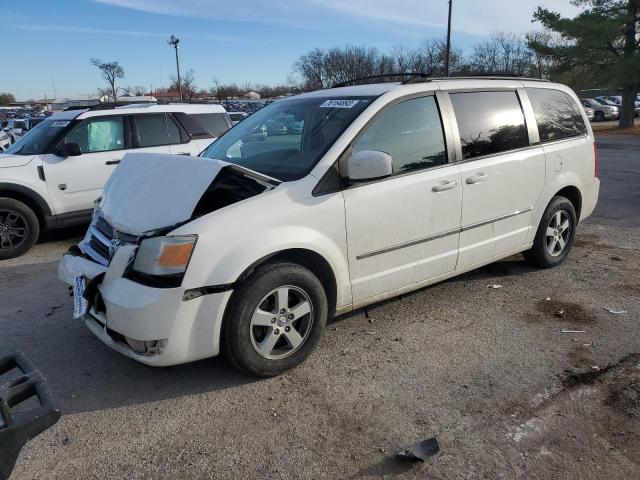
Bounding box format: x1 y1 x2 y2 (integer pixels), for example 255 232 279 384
64 117 125 154
352 96 447 175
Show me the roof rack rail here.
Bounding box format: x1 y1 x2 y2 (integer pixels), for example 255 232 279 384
403 74 549 84
331 73 429 88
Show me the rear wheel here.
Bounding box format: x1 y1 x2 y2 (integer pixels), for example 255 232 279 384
222 262 328 377
524 196 576 268
594 111 605 122
0 198 40 260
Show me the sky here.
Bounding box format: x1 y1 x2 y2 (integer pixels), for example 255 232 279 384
1 0 580 101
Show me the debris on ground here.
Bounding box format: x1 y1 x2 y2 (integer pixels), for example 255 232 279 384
562 329 586 333
396 437 440 462
44 304 64 317
591 366 602 372
604 308 626 314
487 284 503 289
555 309 565 318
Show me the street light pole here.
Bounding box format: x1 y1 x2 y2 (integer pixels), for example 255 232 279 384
445 0 453 76
167 35 183 102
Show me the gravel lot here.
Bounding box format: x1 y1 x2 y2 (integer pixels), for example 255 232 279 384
2 135 639 479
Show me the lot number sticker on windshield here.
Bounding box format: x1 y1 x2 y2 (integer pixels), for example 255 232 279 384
320 99 360 109
51 121 70 128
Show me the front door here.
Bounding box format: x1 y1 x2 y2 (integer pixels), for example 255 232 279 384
343 95 462 303
43 115 129 215
448 90 546 269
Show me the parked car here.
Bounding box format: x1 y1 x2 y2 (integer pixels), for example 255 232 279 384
596 96 640 117
0 104 232 259
0 129 11 151
265 120 288 136
58 78 599 377
583 106 595 121
581 98 619 121
228 111 248 125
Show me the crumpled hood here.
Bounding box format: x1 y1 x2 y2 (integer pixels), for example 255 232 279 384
100 153 230 236
0 154 37 168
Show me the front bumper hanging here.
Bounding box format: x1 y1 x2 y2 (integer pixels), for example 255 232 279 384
0 351 61 480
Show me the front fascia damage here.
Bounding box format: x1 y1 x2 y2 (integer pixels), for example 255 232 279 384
76 152 279 281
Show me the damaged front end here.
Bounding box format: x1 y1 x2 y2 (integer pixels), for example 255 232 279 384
58 153 279 365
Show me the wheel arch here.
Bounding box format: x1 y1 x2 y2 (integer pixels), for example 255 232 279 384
555 185 582 221
0 183 52 229
235 248 338 317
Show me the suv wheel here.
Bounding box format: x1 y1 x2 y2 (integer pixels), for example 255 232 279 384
524 196 577 268
0 198 40 260
594 111 605 122
222 262 328 377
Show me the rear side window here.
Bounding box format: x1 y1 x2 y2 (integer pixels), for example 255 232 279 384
450 91 528 160
352 96 447 175
175 112 230 138
133 114 182 147
526 88 587 142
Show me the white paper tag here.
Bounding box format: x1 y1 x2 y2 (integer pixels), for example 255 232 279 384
51 121 70 127
319 99 360 109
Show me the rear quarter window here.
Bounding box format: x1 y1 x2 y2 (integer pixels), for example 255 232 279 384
174 112 231 139
526 88 587 142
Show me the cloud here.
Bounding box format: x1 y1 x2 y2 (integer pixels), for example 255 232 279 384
0 23 240 42
92 0 581 36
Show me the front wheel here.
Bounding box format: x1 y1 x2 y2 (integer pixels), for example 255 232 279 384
0 198 40 260
222 262 328 377
524 196 577 268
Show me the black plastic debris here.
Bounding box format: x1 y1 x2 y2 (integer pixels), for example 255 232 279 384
396 437 440 462
0 350 61 480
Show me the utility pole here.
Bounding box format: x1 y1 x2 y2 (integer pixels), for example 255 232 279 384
445 0 453 76
167 35 183 101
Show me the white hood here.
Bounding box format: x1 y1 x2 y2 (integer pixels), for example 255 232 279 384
0 154 37 168
100 153 230 235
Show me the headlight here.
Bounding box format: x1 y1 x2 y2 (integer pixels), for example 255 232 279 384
133 235 197 276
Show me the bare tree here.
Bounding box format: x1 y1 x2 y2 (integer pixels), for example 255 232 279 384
170 69 196 102
470 32 536 76
91 58 125 104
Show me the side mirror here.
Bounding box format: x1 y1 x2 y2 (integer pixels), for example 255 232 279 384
56 143 82 158
347 150 393 182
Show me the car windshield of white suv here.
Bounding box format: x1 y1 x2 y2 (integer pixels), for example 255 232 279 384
5 118 70 155
201 96 375 181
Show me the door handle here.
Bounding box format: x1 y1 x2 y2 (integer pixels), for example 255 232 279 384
466 173 488 184
105 160 120 165
432 180 458 192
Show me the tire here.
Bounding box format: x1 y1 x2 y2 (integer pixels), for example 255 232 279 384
0 198 40 260
222 262 328 377
594 111 605 122
524 196 577 268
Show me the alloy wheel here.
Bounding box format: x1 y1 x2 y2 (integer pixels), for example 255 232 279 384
0 210 28 250
249 285 314 360
545 210 571 257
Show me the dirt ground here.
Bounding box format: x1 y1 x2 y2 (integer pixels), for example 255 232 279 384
1 135 639 479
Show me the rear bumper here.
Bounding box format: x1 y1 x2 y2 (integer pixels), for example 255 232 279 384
580 177 600 222
58 248 232 366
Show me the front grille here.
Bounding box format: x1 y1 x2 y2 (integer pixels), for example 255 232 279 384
81 216 138 266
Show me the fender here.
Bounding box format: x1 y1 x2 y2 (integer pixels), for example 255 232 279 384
0 182 52 218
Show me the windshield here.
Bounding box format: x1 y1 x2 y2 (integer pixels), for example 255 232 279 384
202 96 375 181
5 118 70 155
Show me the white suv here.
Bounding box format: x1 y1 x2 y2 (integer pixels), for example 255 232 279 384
0 104 231 259
58 77 599 377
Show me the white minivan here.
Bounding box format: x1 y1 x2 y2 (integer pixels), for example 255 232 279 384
0 104 231 259
58 77 599 377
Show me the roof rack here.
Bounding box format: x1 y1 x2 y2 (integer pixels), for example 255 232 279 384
403 74 549 84
331 73 429 89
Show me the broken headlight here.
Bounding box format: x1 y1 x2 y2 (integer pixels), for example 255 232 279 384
132 235 197 277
